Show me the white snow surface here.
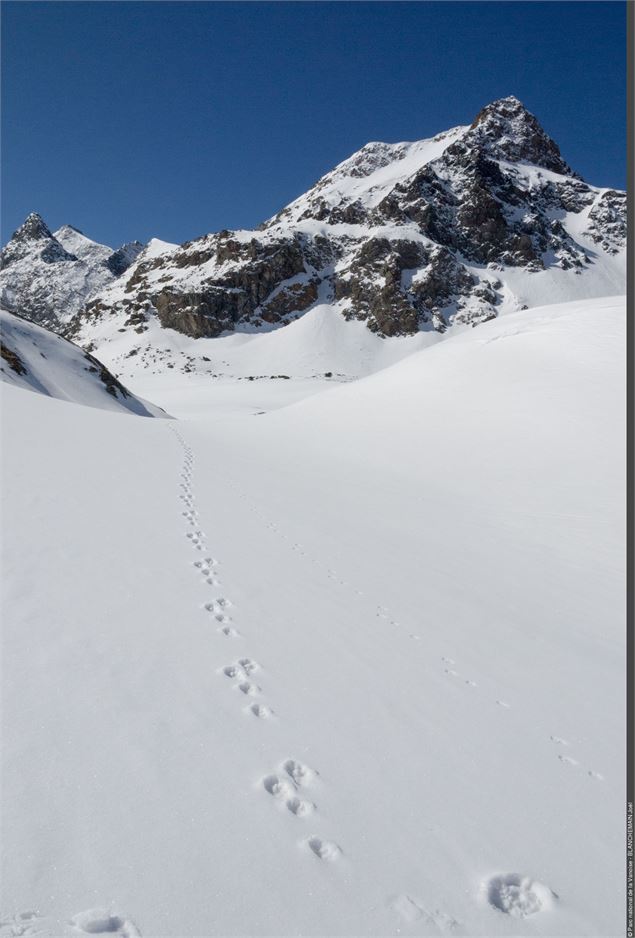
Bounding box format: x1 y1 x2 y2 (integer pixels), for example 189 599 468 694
1 297 625 936
53 225 113 267
0 308 164 417
272 125 469 223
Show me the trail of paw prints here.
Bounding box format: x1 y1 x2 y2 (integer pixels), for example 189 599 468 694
441 656 478 688
169 431 279 720
549 736 604 781
259 758 342 861
170 427 239 640
221 457 607 786
0 909 141 938
220 657 277 720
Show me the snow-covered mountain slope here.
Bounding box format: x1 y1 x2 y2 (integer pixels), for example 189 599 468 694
0 214 143 330
1 297 625 937
59 95 626 387
0 308 164 416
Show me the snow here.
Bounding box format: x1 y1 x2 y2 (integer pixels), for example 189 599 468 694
53 225 113 266
275 125 469 223
0 308 165 417
1 296 624 936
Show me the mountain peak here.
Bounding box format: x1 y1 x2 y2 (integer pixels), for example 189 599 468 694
13 212 53 243
468 95 575 175
471 95 527 126
55 223 86 238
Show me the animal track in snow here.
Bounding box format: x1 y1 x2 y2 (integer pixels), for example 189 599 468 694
588 770 604 781
550 735 569 746
248 703 273 719
286 796 315 817
484 873 557 918
238 681 260 695
70 909 141 936
284 759 317 787
218 624 240 638
204 598 233 616
263 774 295 799
222 658 259 679
306 837 341 861
496 700 511 709
558 754 579 767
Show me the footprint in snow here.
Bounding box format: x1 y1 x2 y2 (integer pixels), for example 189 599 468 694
238 681 260 695
218 624 240 638
70 909 141 936
284 759 317 787
262 775 315 816
222 658 259 679
248 703 273 719
484 873 557 918
306 837 341 861
263 774 295 799
204 599 233 615
286 796 315 817
558 754 579 767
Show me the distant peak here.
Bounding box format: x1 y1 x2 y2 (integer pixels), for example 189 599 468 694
56 223 85 237
14 213 53 242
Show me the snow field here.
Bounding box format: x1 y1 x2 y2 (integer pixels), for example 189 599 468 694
1 297 625 936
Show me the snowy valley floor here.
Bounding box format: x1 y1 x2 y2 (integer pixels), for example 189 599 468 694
1 298 626 937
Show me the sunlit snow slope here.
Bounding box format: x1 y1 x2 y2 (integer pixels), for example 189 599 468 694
0 308 164 416
1 297 625 938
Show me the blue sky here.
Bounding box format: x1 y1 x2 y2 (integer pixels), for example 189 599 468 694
1 1 627 249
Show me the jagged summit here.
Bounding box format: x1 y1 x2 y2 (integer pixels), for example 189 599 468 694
21 212 52 238
0 216 145 329
14 212 53 241
466 94 575 176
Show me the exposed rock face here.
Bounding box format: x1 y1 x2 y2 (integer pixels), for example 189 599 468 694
0 215 144 330
4 96 627 351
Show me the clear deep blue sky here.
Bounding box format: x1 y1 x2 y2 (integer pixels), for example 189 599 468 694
1 1 627 249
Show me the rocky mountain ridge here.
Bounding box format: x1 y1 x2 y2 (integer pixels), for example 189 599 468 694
1 96 626 383
0 214 143 330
